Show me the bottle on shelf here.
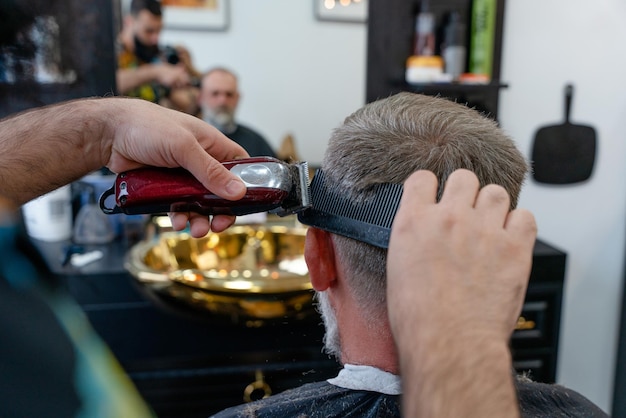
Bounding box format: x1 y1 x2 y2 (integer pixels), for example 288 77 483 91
469 0 497 81
406 1 445 84
413 7 435 57
442 11 467 81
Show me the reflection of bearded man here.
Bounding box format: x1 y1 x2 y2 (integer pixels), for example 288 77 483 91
201 104 236 134
315 291 341 359
133 35 160 63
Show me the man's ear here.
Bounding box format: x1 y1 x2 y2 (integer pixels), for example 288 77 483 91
305 228 337 291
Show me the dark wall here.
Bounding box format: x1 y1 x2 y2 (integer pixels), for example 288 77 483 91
0 0 117 118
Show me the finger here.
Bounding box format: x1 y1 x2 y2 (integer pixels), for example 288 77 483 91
210 214 236 233
473 184 511 227
503 208 538 246
188 152 247 200
188 215 211 238
400 170 439 208
173 122 248 200
391 171 438 238
170 212 190 231
439 169 480 207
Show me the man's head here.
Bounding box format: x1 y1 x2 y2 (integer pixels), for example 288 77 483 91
199 67 240 134
126 0 163 62
309 92 528 359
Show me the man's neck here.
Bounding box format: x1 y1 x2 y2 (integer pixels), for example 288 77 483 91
331 286 399 374
340 321 399 374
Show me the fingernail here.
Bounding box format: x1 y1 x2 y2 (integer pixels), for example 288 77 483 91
226 179 246 196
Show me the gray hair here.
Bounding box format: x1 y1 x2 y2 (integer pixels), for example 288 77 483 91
315 291 341 358
201 66 239 83
322 92 528 317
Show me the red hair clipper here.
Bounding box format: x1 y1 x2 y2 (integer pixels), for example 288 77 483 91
99 157 310 217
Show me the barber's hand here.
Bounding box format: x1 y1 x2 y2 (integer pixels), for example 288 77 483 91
387 170 533 418
387 169 537 346
102 98 249 236
156 63 190 89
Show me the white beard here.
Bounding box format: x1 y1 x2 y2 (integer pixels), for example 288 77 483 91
315 291 342 360
201 105 236 134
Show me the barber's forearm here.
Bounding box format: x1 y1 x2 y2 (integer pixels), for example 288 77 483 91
0 98 109 205
400 334 520 418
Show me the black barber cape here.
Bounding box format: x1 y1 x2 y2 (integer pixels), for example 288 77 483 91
210 368 608 418
211 380 400 418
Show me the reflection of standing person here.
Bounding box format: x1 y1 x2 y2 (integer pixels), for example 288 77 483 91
199 67 276 157
116 0 199 115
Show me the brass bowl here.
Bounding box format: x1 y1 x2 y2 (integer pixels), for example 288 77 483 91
126 224 314 324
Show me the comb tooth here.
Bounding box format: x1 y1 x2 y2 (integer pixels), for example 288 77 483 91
377 185 402 228
299 169 405 249
310 170 404 228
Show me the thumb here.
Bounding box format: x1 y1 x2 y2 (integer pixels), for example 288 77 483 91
183 146 247 201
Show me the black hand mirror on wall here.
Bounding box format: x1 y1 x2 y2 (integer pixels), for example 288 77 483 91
531 83 597 185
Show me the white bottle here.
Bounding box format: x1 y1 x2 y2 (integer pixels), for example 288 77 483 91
22 185 73 241
73 188 115 244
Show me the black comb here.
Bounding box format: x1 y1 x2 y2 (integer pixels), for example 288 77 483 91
297 170 404 249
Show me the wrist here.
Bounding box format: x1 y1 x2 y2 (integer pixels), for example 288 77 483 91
400 334 518 417
397 324 513 389
405 324 511 365
74 98 112 171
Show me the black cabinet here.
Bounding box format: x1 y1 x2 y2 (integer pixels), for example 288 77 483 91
97 302 341 417
32 234 565 418
513 240 566 383
30 239 340 418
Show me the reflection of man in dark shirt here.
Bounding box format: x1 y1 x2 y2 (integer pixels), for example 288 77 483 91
199 67 276 157
117 0 199 115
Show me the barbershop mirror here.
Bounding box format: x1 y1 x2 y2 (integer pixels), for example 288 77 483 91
119 0 367 165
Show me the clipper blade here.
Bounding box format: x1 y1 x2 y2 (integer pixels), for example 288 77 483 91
270 161 311 216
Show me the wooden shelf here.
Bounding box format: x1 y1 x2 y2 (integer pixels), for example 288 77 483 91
397 81 509 95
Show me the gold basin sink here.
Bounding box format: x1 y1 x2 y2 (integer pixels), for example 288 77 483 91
126 223 314 324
